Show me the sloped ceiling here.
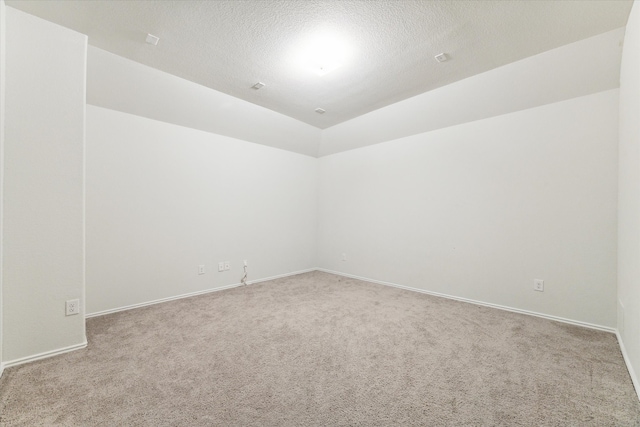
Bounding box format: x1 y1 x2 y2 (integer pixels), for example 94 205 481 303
6 0 633 129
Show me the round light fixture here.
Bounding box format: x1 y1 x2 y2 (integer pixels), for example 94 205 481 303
294 31 351 77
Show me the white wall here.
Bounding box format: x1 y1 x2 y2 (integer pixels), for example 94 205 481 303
87 47 321 158
0 3 628 370
618 0 640 392
3 7 86 362
320 28 624 157
0 0 6 376
86 105 317 315
318 89 619 328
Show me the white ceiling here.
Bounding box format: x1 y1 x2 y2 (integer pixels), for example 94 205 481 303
7 0 633 129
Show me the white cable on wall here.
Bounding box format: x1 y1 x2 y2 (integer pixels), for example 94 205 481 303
241 263 248 286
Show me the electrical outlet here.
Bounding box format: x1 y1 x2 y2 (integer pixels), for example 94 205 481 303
224 261 230 271
218 262 224 272
66 299 80 316
342 253 347 261
198 264 205 275
534 279 544 292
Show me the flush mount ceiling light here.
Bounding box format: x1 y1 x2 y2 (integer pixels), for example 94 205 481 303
295 31 351 77
434 53 448 62
251 82 265 90
145 33 160 45
315 108 326 114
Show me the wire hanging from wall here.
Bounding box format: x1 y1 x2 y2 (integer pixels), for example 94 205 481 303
241 263 248 286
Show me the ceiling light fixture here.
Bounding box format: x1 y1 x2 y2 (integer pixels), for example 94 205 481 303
251 82 265 90
434 53 448 62
145 33 160 45
296 31 350 77
315 108 326 114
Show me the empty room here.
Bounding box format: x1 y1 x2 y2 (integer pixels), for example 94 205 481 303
0 0 639 425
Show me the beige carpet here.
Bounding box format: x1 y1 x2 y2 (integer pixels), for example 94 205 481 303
1 271 639 426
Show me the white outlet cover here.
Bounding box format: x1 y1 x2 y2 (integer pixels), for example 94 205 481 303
198 264 205 275
534 279 544 292
224 261 230 271
218 262 224 272
66 299 80 316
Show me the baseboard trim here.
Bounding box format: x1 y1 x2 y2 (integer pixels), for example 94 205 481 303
86 268 317 318
86 282 243 318
4 268 635 403
616 330 640 401
246 268 317 286
3 340 88 370
317 268 616 333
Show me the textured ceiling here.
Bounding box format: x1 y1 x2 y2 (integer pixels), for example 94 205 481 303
7 0 633 129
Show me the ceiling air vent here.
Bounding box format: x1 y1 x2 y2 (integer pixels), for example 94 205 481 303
434 53 448 62
145 34 160 45
315 108 326 114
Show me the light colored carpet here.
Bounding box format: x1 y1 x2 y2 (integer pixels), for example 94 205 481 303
1 271 639 426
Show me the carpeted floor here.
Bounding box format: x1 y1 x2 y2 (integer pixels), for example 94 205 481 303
1 271 639 426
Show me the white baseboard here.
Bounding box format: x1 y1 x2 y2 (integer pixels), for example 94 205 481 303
317 268 616 333
325 263 638 401
3 340 88 370
86 268 317 318
3 267 637 404
616 330 640 402
86 282 243 318
246 268 317 286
